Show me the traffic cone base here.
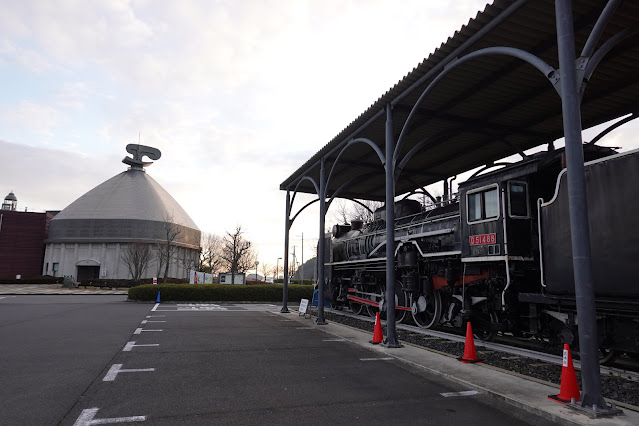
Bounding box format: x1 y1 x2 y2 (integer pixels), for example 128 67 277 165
458 322 483 363
547 395 574 404
548 344 580 404
370 312 383 344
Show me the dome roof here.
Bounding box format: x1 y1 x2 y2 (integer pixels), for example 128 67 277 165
4 191 17 201
47 168 200 248
53 169 198 228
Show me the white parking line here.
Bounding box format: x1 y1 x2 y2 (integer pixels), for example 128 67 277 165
0 296 16 300
122 342 160 352
146 315 165 318
103 364 155 381
177 303 222 307
133 328 163 334
176 306 228 311
440 390 480 397
359 357 394 361
140 320 166 324
73 408 145 425
151 303 159 312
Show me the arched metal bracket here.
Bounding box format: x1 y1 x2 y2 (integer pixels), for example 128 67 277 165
401 187 437 205
289 198 319 228
325 137 385 193
469 162 513 179
289 176 320 215
580 27 638 100
587 113 637 145
394 46 557 167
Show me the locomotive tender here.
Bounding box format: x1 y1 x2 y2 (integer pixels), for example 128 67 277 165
328 145 639 361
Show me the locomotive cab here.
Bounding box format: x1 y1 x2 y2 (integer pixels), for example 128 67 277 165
459 166 537 263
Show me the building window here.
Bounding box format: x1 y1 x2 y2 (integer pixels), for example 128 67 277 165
467 185 499 222
52 263 59 277
508 181 529 218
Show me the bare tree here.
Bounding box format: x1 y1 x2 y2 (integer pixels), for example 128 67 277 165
221 225 256 284
121 243 153 283
332 199 351 225
200 232 223 274
180 248 197 276
157 213 182 283
154 243 167 279
353 199 383 223
259 262 273 281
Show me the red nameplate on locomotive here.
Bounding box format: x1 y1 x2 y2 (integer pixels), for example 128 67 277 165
469 233 496 245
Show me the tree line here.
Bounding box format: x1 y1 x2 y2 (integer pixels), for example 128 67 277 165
121 224 273 283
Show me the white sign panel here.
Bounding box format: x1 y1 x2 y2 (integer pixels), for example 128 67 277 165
299 298 309 314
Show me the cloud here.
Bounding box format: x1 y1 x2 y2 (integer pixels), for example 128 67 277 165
0 140 122 212
0 101 65 137
6 0 568 266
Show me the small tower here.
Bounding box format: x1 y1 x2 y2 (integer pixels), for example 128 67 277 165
2 191 17 211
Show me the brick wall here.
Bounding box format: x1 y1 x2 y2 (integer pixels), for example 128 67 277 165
0 211 52 279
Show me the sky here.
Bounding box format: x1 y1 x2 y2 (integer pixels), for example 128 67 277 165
2 0 638 273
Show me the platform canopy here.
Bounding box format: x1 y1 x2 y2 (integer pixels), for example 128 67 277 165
280 0 639 201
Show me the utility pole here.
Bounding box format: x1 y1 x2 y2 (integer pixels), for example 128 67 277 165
291 246 297 280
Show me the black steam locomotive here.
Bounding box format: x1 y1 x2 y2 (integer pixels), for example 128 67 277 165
328 145 639 362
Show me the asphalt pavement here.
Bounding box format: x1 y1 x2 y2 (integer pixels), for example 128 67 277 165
0 296 546 425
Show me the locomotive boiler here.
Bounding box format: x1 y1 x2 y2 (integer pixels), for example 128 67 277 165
327 145 639 361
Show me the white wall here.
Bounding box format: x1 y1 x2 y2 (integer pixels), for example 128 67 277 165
43 242 198 280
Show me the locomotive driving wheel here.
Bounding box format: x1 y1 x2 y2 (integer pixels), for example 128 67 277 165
367 283 383 318
349 284 364 315
472 310 499 342
377 281 409 323
410 291 442 329
599 347 618 365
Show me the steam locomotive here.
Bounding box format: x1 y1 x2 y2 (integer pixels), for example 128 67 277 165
328 145 639 362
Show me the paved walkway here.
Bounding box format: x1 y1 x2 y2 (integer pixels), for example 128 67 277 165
0 284 129 295
280 309 638 426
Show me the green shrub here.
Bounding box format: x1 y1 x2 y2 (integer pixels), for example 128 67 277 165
128 283 314 302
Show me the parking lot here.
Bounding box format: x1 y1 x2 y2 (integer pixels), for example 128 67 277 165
1 296 544 425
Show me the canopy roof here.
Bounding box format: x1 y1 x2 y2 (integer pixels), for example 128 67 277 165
280 0 639 201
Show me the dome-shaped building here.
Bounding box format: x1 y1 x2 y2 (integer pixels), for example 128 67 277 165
43 145 201 282
2 191 18 211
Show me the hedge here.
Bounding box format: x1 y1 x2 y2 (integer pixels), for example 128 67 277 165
274 279 314 285
0 276 63 284
78 277 189 288
128 283 314 302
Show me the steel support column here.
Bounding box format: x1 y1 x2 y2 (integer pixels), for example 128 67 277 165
555 0 607 412
316 158 327 325
281 189 291 313
384 104 401 347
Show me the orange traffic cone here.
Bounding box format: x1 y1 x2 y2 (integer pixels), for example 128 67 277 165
548 344 580 404
370 312 383 344
458 322 482 363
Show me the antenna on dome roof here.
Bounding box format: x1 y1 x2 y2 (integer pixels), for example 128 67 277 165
122 142 161 170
